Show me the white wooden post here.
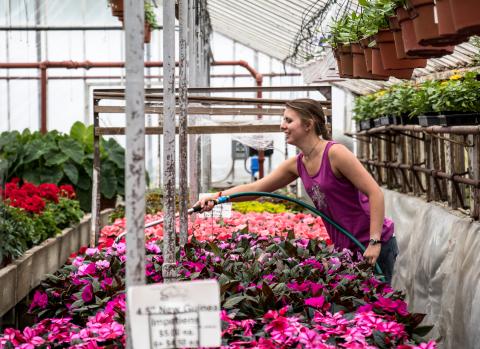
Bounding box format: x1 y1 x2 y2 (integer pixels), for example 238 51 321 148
124 0 146 347
162 0 177 282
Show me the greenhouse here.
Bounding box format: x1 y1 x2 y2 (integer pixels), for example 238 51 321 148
0 0 479 348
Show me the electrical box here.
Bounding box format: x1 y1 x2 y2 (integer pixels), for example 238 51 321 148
231 140 249 160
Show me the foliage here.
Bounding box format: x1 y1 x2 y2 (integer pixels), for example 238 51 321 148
353 93 381 120
232 201 289 214
144 1 157 27
1 219 436 348
0 122 127 211
354 71 480 119
0 204 34 267
325 0 396 47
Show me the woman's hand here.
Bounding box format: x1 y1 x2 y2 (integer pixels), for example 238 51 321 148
363 244 381 266
194 193 219 212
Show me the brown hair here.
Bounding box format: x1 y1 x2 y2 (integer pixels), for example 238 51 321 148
285 98 331 140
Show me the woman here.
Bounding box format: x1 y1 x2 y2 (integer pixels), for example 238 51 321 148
197 98 398 284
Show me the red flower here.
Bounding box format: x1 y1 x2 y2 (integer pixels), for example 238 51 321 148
59 184 76 199
38 183 60 203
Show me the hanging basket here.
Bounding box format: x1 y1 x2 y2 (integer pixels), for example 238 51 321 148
376 29 427 69
435 0 468 45
109 0 123 18
360 38 374 73
449 0 480 36
351 43 388 80
396 6 454 58
371 47 414 79
338 44 354 78
144 23 152 44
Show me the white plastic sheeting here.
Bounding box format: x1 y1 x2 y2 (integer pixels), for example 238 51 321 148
384 189 480 349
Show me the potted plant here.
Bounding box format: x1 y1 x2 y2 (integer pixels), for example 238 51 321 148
428 71 480 125
144 2 157 44
353 93 381 130
108 0 123 19
395 5 454 57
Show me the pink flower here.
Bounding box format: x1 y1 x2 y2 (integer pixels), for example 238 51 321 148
413 341 437 349
305 296 325 309
374 297 409 316
28 291 48 311
81 283 94 303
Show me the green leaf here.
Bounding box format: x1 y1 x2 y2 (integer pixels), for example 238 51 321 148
100 161 118 199
63 162 79 185
39 166 64 184
22 169 41 184
223 295 246 309
412 325 434 337
45 152 69 166
70 121 87 143
59 138 84 164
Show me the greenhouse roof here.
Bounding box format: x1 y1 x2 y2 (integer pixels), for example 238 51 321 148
206 0 329 65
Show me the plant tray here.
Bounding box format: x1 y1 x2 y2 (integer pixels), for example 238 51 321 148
373 118 383 128
419 115 445 126
441 113 480 126
380 116 402 126
360 119 375 131
400 115 419 125
419 113 480 127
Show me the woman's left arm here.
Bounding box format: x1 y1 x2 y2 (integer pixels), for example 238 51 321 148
329 144 384 265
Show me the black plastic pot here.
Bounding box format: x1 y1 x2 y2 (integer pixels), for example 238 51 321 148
373 118 383 128
419 112 480 126
419 114 445 126
380 115 402 126
360 119 375 131
442 112 480 126
400 115 419 125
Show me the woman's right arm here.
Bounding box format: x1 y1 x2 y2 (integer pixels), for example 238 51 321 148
196 156 299 210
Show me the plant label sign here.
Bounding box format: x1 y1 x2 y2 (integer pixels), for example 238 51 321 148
127 279 221 349
198 193 232 218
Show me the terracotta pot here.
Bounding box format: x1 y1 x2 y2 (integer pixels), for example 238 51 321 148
351 43 388 80
397 7 454 58
333 48 344 77
110 0 123 17
359 38 373 73
408 0 441 45
435 0 468 44
144 23 152 44
449 0 480 36
338 44 353 78
376 29 427 69
371 47 414 79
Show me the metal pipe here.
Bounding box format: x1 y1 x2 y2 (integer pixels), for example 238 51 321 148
0 59 269 139
0 73 301 80
40 66 47 133
0 26 126 31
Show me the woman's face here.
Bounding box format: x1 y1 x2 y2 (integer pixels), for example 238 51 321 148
280 107 310 145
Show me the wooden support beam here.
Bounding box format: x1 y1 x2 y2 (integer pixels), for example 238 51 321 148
95 124 283 135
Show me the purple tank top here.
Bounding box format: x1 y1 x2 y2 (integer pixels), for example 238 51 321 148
297 141 394 251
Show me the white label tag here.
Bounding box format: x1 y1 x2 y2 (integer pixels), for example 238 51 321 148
127 280 221 349
197 193 232 218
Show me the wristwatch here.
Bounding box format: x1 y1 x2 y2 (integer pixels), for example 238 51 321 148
369 238 381 246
